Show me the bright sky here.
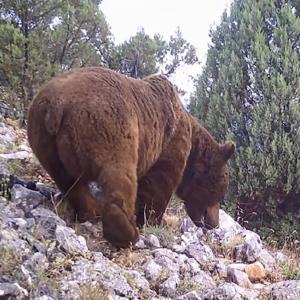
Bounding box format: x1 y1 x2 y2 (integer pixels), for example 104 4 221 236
101 0 232 100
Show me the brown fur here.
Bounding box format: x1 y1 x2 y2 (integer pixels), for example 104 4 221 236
27 67 235 248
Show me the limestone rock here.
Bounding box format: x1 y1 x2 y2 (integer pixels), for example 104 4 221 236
23 252 49 273
203 282 259 300
180 217 197 233
234 230 262 263
143 259 163 281
258 249 276 272
213 259 228 278
0 282 28 298
185 241 215 267
269 280 300 300
135 238 147 249
145 234 161 248
55 225 88 254
11 184 45 213
227 266 252 289
29 207 66 239
175 291 201 300
0 150 31 161
190 271 215 290
160 274 180 297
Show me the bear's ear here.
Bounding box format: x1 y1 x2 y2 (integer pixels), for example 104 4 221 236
220 142 235 161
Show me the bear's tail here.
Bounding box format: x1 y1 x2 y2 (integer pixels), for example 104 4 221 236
27 95 64 137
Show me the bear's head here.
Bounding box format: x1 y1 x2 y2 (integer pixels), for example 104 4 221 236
178 140 235 229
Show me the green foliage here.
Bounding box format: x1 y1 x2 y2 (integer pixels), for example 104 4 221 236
280 261 300 280
113 27 198 79
190 0 300 241
0 1 198 119
259 215 300 248
143 224 175 246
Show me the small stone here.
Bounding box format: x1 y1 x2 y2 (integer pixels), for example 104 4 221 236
153 249 180 274
0 151 30 160
227 267 252 289
175 291 201 300
34 296 55 300
12 217 28 228
124 270 150 290
55 225 88 254
20 265 33 286
172 243 186 253
245 261 266 282
0 282 28 297
0 228 32 258
259 249 276 272
234 230 262 263
269 280 300 300
143 259 163 281
190 271 215 290
213 260 228 278
185 241 215 267
11 184 45 213
61 280 81 300
22 232 48 254
145 234 161 248
203 282 259 300
30 207 66 239
227 263 247 272
0 200 25 219
0 196 7 204
180 217 197 233
80 221 98 237
184 258 201 275
35 183 58 200
160 274 180 297
135 238 146 249
207 210 243 247
253 283 266 290
181 231 198 244
23 252 49 273
219 210 243 232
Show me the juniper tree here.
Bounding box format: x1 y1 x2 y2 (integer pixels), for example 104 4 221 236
190 0 300 241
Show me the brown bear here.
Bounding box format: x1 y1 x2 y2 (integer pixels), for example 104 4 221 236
27 67 235 248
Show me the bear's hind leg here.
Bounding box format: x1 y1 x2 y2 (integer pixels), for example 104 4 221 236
30 132 100 222
29 134 75 194
67 181 103 222
96 166 139 248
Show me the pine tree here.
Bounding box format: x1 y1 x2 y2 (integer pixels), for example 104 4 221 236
190 0 300 241
113 28 198 79
0 0 114 118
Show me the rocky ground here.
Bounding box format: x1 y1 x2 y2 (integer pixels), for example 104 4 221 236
0 115 299 300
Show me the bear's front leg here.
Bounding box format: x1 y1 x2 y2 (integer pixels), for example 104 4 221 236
136 158 184 227
99 167 139 248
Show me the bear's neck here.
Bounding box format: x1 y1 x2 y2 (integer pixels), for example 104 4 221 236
189 116 219 155
176 115 219 199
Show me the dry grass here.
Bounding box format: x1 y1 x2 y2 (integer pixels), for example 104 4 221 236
265 243 300 282
164 195 186 225
0 246 21 277
111 248 150 269
205 233 245 260
79 283 109 300
143 223 176 247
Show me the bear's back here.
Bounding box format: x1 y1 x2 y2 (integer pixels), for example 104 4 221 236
30 67 187 177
